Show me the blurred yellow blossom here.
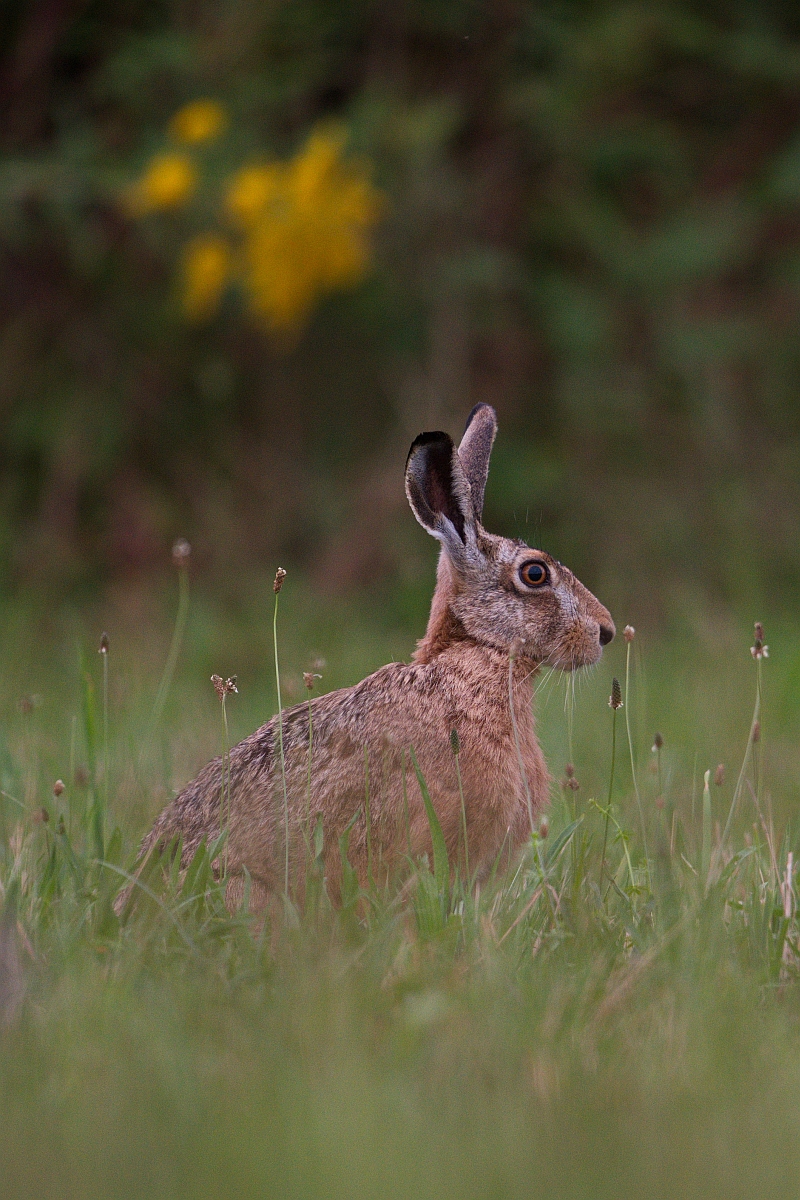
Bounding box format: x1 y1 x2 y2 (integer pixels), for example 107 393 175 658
127 110 384 334
237 127 384 330
181 235 232 320
225 165 283 227
170 100 227 144
127 153 197 214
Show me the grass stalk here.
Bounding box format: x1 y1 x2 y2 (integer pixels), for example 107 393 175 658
722 646 763 848
100 634 110 815
401 751 411 858
624 636 650 890
306 692 314 848
601 679 621 891
701 768 712 889
272 570 290 896
508 648 535 836
363 746 374 889
146 550 190 753
222 693 230 876
451 730 469 885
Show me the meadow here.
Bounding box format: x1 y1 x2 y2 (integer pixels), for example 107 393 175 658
0 568 799 1199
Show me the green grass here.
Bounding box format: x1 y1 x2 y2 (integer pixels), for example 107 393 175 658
1 574 800 1199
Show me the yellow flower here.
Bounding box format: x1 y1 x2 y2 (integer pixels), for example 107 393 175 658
127 153 197 214
181 235 231 321
170 100 227 144
238 126 383 331
225 165 284 227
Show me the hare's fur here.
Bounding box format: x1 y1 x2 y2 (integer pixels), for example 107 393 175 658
138 406 614 907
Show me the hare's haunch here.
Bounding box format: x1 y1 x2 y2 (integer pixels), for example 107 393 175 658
138 406 614 908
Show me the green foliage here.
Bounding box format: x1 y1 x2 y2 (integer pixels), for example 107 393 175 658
1 2 800 612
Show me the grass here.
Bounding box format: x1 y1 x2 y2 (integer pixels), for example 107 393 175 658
2 573 800 1199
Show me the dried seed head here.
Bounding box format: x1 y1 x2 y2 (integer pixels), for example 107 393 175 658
450 728 461 755
714 763 725 787
172 538 191 567
99 632 109 655
566 777 580 791
212 674 238 699
752 720 761 744
303 672 322 691
652 732 664 751
32 806 49 824
509 636 524 659
538 817 549 839
74 765 90 788
623 625 635 643
273 567 287 593
565 762 575 778
53 779 65 797
608 678 622 710
751 621 769 659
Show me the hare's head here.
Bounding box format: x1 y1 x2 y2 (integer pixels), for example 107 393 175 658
406 404 614 669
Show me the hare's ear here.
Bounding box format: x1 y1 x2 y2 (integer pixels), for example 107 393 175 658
457 403 497 524
405 431 476 553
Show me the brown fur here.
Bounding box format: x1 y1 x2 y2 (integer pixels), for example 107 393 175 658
134 406 614 910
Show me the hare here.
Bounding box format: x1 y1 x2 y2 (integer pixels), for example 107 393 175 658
136 404 614 909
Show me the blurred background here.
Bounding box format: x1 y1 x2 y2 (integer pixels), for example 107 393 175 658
2 0 800 634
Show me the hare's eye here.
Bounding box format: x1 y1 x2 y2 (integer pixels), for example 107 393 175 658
520 561 548 588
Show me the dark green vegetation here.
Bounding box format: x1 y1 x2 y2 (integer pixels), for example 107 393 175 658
1 577 799 1199
3 0 800 618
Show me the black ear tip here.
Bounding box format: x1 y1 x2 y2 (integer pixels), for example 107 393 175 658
405 430 453 469
463 403 496 435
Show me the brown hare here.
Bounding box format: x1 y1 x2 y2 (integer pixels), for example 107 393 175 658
136 404 614 909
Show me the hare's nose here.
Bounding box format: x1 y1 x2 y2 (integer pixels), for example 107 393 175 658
599 624 615 646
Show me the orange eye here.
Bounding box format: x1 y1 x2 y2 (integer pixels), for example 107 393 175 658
520 560 548 588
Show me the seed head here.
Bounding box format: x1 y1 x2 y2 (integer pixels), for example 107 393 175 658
538 817 549 839
99 632 109 655
172 538 191 567
608 678 623 710
273 567 287 594
303 671 322 692
565 762 575 778
211 674 238 699
32 807 49 825
623 625 635 643
752 720 761 744
450 728 461 755
652 732 664 752
53 779 65 797
750 620 768 660
714 763 725 787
